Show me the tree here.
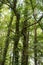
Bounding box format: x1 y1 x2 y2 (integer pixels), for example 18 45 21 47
0 0 43 65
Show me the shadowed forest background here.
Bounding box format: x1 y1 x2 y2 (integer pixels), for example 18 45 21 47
0 0 43 65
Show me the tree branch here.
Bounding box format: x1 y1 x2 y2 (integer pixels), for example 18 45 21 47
0 0 13 9
30 0 43 29
28 15 43 27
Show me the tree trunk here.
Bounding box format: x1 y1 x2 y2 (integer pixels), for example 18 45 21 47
12 0 20 65
1 13 14 65
21 31 29 65
21 19 29 65
34 23 37 65
12 15 20 65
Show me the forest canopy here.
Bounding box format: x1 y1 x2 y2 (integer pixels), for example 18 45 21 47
0 0 43 65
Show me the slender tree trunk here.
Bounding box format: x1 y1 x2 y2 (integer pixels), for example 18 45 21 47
0 46 2 65
12 15 20 65
34 23 37 65
1 12 14 65
12 0 20 65
21 1 29 64
30 0 38 64
21 7 29 64
21 19 29 65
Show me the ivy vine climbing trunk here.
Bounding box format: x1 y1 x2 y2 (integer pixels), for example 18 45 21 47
1 12 14 65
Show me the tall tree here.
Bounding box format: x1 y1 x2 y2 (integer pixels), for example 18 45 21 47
1 12 14 65
12 0 20 65
21 2 29 65
34 22 38 65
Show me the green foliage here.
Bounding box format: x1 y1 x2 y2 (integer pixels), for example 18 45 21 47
0 0 43 65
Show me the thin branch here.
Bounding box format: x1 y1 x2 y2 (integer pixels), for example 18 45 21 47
30 0 36 20
10 28 15 33
0 0 13 10
21 15 43 35
30 0 43 29
28 15 43 27
7 0 12 5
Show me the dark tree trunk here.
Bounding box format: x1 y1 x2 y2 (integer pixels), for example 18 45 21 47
34 23 37 65
12 0 20 65
21 18 29 65
21 31 29 65
12 15 20 65
21 1 29 64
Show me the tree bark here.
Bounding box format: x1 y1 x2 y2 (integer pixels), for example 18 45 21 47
21 5 29 63
21 19 29 65
34 23 37 65
12 0 20 65
12 14 20 65
21 32 29 65
1 12 14 65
